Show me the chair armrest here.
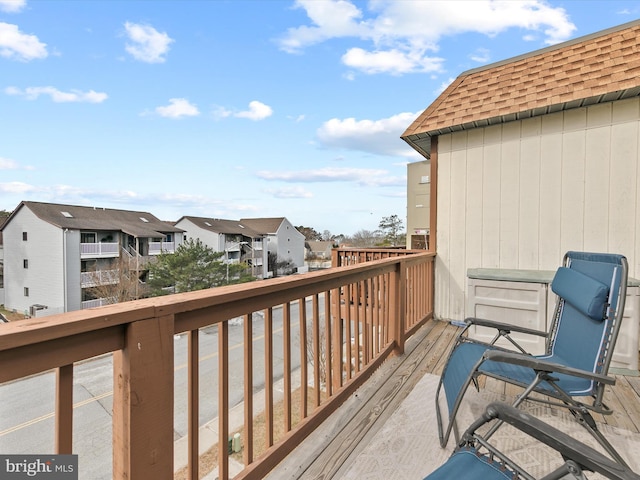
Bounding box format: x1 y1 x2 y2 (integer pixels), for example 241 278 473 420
470 403 639 480
465 317 548 337
483 350 616 385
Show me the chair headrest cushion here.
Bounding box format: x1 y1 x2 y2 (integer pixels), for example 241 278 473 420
551 267 609 321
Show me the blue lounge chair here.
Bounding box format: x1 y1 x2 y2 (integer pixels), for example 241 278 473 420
425 402 640 480
435 252 629 465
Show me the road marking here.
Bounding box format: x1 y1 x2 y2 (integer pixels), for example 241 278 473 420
0 322 299 437
0 391 113 437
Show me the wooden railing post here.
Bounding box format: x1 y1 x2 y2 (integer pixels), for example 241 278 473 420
113 314 174 479
55 364 73 454
390 261 406 355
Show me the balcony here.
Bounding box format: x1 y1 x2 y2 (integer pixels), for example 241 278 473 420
81 297 115 309
80 269 119 288
1 249 638 479
149 241 176 255
80 242 119 258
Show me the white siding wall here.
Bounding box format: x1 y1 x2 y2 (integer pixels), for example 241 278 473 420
436 98 640 321
175 219 222 250
276 219 305 269
65 229 81 312
4 207 67 314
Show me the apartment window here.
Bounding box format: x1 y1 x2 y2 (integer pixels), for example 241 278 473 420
23 259 28 269
22 232 28 241
24 287 29 297
81 232 97 243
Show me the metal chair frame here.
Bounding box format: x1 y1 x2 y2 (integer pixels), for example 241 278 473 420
435 252 629 467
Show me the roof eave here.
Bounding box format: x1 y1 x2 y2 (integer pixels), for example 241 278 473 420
402 85 640 159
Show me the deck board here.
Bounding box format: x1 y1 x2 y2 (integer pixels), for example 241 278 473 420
266 320 640 479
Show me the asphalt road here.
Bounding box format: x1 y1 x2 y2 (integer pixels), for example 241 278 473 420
0 299 317 479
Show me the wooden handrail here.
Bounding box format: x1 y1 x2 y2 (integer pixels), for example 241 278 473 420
0 250 434 480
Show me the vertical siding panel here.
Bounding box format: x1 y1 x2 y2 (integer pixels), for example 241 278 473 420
436 135 452 320
560 109 587 254
539 113 563 268
612 98 640 278
519 117 542 268
482 126 502 268
609 121 638 261
449 132 468 321
636 128 640 280
499 122 521 268
466 129 484 272
584 125 611 252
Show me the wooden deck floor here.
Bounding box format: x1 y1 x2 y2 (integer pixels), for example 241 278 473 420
266 319 640 479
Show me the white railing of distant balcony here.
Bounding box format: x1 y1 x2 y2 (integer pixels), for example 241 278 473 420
80 297 115 309
80 269 120 288
80 242 119 258
149 241 176 255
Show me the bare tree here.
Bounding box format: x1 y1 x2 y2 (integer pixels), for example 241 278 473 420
84 255 144 305
268 252 297 277
347 229 383 247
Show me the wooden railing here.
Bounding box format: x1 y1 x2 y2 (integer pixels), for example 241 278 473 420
0 250 434 479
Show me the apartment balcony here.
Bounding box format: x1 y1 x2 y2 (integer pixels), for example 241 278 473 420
149 241 176 255
81 297 115 309
80 269 119 288
1 249 637 479
80 242 119 258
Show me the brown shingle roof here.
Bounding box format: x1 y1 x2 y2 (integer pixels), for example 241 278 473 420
177 216 262 237
402 19 640 157
6 201 183 238
239 217 286 235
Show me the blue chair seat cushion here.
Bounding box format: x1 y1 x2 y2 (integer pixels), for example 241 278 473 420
424 449 516 479
442 342 595 414
551 267 609 321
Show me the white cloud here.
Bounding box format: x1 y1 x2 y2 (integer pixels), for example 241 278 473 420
5 86 108 103
277 0 576 75
124 22 174 63
0 22 47 61
278 0 367 53
257 166 405 187
316 111 422 157
264 186 314 199
0 158 19 169
235 101 273 121
154 98 200 118
434 77 456 96
0 181 38 194
212 101 273 121
0 0 26 13
342 47 443 75
0 157 33 170
469 47 490 63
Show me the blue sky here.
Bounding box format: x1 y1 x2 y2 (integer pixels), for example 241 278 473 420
1 0 639 235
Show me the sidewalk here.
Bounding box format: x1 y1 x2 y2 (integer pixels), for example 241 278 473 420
174 369 302 479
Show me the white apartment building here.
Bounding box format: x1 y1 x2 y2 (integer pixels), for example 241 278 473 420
175 216 269 279
1 201 184 316
240 217 306 275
